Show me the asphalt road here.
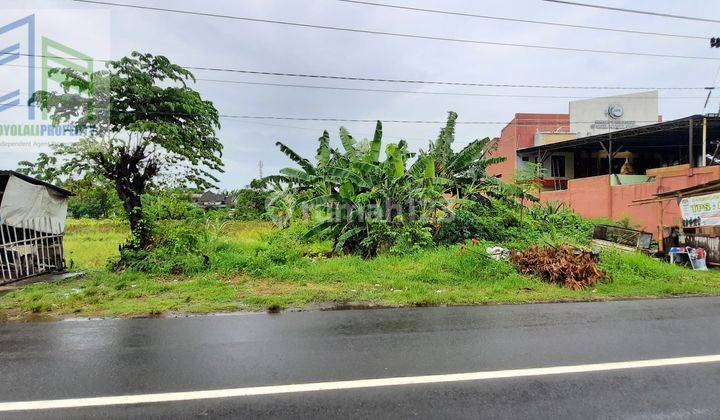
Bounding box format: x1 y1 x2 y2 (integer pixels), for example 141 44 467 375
2 297 720 419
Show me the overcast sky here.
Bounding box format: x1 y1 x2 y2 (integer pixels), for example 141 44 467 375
2 0 720 188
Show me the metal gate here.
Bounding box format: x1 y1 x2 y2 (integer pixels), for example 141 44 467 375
0 217 66 285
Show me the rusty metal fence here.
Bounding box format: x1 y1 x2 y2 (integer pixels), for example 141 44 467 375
0 217 65 285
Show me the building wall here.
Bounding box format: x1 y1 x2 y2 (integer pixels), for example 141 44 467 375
488 113 569 181
569 91 659 137
539 166 720 237
534 132 577 146
540 151 575 179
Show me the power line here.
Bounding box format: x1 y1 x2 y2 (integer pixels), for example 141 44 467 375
0 103 664 125
68 0 720 61
542 0 720 24
4 57 712 91
195 78 707 99
235 119 434 142
219 115 660 125
336 0 706 41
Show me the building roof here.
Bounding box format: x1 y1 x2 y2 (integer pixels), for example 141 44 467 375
517 114 720 155
654 178 720 199
193 191 227 203
0 170 75 197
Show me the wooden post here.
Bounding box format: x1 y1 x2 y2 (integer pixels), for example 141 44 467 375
58 221 65 271
48 217 56 271
679 194 685 234
689 118 695 168
22 220 29 278
30 219 37 276
0 224 9 282
657 201 664 253
6 225 20 280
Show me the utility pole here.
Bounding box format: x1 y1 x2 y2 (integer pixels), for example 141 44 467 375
258 160 264 179
711 38 720 114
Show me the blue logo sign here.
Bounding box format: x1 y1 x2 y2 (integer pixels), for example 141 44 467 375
0 15 35 119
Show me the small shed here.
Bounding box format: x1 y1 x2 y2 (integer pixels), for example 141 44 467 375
0 171 74 285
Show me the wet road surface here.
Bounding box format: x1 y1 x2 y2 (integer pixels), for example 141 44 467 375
2 297 720 418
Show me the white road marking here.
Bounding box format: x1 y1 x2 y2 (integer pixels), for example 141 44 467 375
2 354 720 412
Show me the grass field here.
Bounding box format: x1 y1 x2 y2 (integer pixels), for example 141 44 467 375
2 218 720 321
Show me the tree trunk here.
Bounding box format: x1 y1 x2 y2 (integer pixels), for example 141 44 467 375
115 183 152 250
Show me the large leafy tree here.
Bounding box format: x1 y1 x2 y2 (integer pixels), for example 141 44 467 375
23 52 222 249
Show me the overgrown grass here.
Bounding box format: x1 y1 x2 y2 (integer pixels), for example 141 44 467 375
2 218 720 321
64 218 128 269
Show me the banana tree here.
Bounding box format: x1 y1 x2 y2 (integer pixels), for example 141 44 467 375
423 112 508 198
299 128 456 256
265 118 472 256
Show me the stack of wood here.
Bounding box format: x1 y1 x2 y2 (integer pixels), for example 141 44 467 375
510 244 605 290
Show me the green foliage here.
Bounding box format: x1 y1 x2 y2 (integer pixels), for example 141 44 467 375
265 121 453 256
65 175 122 219
364 221 435 255
590 216 641 230
421 111 511 199
23 51 223 250
232 188 270 221
436 202 518 244
513 161 543 201
437 200 594 248
143 190 205 221
4 219 720 320
116 220 211 274
527 201 595 241
7 218 720 320
259 112 559 257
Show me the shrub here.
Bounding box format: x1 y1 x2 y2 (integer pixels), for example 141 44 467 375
143 191 205 221
232 188 270 221
436 200 594 248
115 220 211 274
67 182 123 219
436 202 520 245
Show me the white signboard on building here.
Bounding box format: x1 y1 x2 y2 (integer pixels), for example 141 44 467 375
569 91 659 137
679 192 720 228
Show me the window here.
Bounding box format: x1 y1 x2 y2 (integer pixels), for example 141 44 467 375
551 155 566 178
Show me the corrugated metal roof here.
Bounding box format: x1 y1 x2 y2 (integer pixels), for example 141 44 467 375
518 115 720 154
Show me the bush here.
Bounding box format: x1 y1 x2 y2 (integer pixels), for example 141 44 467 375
362 220 435 256
233 189 270 221
143 191 205 221
115 220 211 274
436 201 521 245
526 202 594 244
436 200 594 248
68 182 123 219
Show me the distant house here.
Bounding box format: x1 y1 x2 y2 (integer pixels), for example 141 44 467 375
0 171 74 284
191 191 230 209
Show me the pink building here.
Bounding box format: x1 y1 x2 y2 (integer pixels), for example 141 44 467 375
488 98 720 245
